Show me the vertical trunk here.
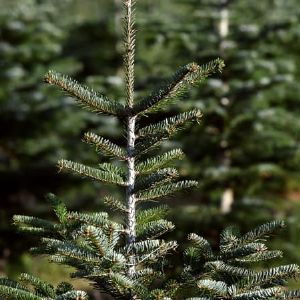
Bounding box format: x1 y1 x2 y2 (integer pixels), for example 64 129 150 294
123 0 137 277
126 115 136 277
220 187 234 214
219 1 229 55
218 0 234 214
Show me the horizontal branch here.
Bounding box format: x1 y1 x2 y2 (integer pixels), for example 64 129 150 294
43 238 101 264
13 215 55 231
132 58 224 115
136 219 175 240
123 239 161 255
134 132 169 156
0 285 42 300
104 196 128 213
134 168 179 193
241 220 285 244
136 180 198 201
98 163 125 175
187 233 213 259
236 250 283 263
67 211 108 225
58 159 126 186
19 274 55 298
234 287 283 300
136 149 185 174
134 240 178 264
245 264 299 288
83 132 126 159
45 71 126 116
136 205 169 225
138 109 202 137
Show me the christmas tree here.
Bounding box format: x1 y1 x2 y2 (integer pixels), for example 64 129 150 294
0 1 299 299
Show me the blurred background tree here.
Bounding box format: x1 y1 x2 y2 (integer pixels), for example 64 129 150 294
1 0 300 293
0 0 109 277
134 0 300 249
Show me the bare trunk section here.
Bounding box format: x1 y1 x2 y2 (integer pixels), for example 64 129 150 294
221 187 234 214
126 115 137 277
218 0 234 214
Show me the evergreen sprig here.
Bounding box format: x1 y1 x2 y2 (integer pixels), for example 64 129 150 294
133 59 224 115
57 159 126 186
83 132 126 159
136 180 198 202
44 70 126 116
138 109 203 137
136 149 185 174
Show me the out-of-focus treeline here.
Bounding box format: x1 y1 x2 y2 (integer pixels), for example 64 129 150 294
1 0 300 289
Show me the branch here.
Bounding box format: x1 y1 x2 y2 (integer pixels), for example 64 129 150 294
45 71 126 116
83 132 126 159
133 59 224 115
134 132 169 156
58 160 126 186
134 168 179 193
136 149 185 174
136 180 198 201
138 109 202 137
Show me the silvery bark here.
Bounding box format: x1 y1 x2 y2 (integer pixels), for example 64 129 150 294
126 115 136 276
124 0 137 277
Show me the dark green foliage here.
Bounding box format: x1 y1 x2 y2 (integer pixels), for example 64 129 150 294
18 57 221 298
131 0 300 275
0 0 223 296
83 132 126 159
57 160 126 186
138 109 202 137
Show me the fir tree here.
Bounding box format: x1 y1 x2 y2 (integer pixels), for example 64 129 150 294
0 1 299 300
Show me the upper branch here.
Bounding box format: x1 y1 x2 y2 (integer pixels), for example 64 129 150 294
45 71 126 117
133 59 225 115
